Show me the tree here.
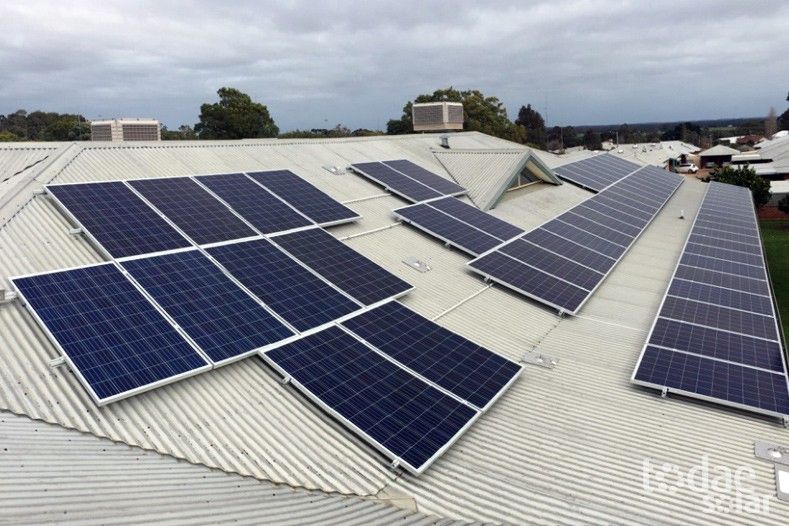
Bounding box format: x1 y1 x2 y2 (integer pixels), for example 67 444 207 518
0 109 90 141
777 91 789 133
387 87 525 143
161 124 197 140
582 129 602 150
195 87 278 139
765 107 778 138
662 121 702 143
514 104 546 148
41 116 90 141
709 165 771 208
0 131 20 142
778 195 789 215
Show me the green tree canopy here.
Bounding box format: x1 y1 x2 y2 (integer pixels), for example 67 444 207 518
195 87 279 139
0 110 90 141
709 165 771 208
161 124 197 140
582 129 602 150
387 87 525 143
514 104 546 148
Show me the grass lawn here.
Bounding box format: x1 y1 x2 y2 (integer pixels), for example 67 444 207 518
761 220 789 341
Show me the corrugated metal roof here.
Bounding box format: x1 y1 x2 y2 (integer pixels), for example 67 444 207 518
0 144 59 199
699 144 740 157
0 132 788 525
0 411 473 525
433 149 561 210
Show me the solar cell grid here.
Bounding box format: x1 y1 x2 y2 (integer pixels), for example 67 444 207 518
660 296 777 341
128 177 256 245
668 279 773 315
428 197 523 241
206 238 360 332
649 318 784 372
691 226 760 246
11 263 210 404
342 302 521 410
394 203 502 256
350 162 442 203
197 173 313 234
694 219 758 237
522 228 614 273
246 170 359 225
47 182 192 258
680 253 765 280
684 243 763 267
592 194 654 222
558 211 633 247
546 219 627 259
674 264 770 296
572 204 641 237
382 159 467 196
122 250 294 364
582 199 648 229
499 239 602 290
271 228 412 305
468 251 588 312
634 346 789 416
687 233 763 255
263 326 478 474
553 154 642 191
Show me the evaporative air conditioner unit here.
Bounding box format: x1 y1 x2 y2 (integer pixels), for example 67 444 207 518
411 102 464 132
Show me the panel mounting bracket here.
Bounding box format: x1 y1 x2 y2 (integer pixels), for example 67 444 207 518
522 349 557 369
48 356 66 368
280 375 291 385
68 227 83 236
390 458 401 471
0 290 17 304
660 387 668 398
755 441 789 502
33 188 46 195
402 256 431 273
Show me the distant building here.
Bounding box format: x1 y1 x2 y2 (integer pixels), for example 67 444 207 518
698 144 740 168
90 118 161 141
411 102 463 132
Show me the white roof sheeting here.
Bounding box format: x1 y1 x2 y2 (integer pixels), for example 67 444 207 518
0 132 788 525
699 144 740 157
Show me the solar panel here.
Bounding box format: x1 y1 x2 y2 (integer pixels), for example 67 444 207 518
206 238 360 332
128 177 256 245
245 170 359 226
271 228 413 305
553 154 642 192
381 160 467 196
197 173 313 234
350 162 442 203
468 167 683 314
633 181 789 418
262 326 478 475
11 263 210 405
47 182 192 258
122 250 295 365
393 203 503 256
341 301 522 410
427 197 523 241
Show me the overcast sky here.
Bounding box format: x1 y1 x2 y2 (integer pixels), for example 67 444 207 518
1 1 787 131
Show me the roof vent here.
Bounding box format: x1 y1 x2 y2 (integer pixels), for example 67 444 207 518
440 135 450 149
402 256 431 273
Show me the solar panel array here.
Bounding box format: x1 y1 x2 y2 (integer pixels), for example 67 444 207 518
262 301 521 474
553 153 642 192
393 196 524 256
632 181 789 417
468 166 684 314
46 170 359 259
350 160 466 203
11 263 211 405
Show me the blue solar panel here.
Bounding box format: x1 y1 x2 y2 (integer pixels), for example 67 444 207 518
428 197 523 241
499 239 602 290
11 263 209 404
648 318 784 372
469 251 588 312
206 239 360 332
129 177 256 245
634 346 789 416
47 182 191 258
122 250 294 365
381 160 467 196
351 162 442 203
263 326 478 474
553 154 641 191
668 279 773 315
633 181 788 417
342 302 521 410
394 203 502 256
197 173 313 234
246 170 359 226
467 167 683 314
272 228 412 305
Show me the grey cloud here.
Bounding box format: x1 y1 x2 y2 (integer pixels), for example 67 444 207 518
0 0 787 130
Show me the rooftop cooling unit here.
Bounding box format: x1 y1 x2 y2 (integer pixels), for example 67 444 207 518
412 102 464 132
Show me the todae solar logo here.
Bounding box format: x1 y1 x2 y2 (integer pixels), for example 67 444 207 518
642 455 774 516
